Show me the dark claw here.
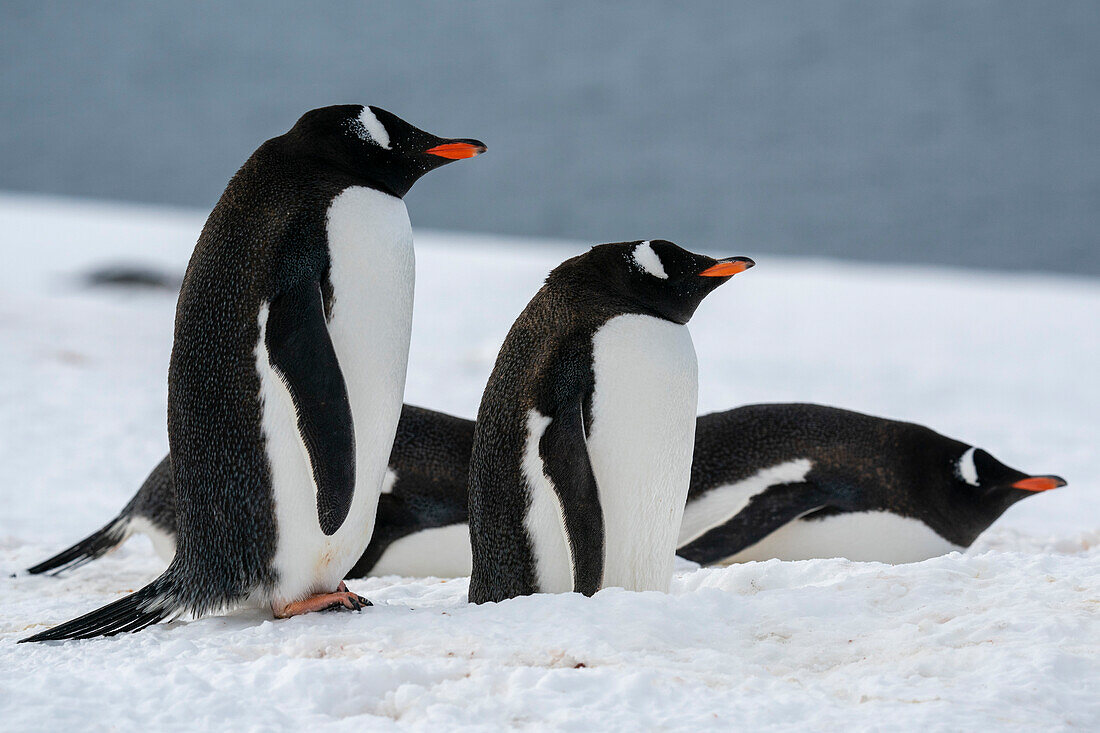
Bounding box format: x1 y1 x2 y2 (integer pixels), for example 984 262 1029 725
319 592 371 613
336 582 371 611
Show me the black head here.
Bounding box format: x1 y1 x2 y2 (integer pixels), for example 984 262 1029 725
280 105 486 197
952 446 1066 509
551 240 755 324
931 441 1067 544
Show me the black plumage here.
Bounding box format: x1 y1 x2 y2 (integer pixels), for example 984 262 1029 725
22 106 485 642
467 241 750 603
28 403 1064 587
679 403 1066 563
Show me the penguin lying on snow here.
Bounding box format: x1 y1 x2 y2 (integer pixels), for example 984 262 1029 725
678 403 1066 565
468 240 754 602
29 404 1065 579
27 406 477 579
21 106 485 643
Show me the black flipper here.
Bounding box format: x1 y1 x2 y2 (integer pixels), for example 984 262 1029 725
26 516 131 575
19 572 176 643
677 481 828 566
539 396 604 596
265 279 355 536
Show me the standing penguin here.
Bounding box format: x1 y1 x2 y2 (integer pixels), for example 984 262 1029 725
467 240 753 603
21 106 485 642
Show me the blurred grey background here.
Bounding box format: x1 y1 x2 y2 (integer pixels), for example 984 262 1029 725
1 1 1097 274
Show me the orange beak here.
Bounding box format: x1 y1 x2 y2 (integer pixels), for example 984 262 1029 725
425 142 487 160
1012 475 1066 492
699 258 755 277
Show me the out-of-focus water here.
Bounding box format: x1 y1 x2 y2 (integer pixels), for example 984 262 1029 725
1 1 1097 274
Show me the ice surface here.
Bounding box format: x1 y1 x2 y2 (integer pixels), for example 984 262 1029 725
1 194 1097 730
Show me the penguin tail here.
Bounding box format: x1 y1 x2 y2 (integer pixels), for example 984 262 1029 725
25 516 132 576
19 572 178 643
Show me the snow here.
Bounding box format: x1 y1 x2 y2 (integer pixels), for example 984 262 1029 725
1 193 1098 730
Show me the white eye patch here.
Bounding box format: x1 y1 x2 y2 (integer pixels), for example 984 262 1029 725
351 106 391 149
956 447 980 486
632 241 668 279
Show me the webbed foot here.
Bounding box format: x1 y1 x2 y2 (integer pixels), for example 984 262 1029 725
273 582 372 618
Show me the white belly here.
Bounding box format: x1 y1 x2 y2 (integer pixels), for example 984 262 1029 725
369 523 473 578
259 186 414 604
128 516 178 564
716 511 964 565
586 314 698 592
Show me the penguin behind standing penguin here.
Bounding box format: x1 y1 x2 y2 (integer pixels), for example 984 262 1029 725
28 404 1065 579
28 455 179 575
390 403 1061 573
21 106 485 642
346 404 475 577
467 240 754 603
26 405 474 577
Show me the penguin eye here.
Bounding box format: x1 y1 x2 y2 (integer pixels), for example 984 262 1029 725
630 241 669 279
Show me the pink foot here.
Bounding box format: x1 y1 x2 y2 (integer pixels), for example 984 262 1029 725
272 582 372 618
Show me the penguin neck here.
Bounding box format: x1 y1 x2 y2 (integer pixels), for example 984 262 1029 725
538 280 683 331
544 267 702 326
257 137 420 200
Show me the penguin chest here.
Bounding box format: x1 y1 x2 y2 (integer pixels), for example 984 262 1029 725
587 314 698 592
261 186 414 602
721 511 964 564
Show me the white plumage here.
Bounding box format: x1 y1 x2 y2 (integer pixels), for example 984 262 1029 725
260 186 414 607
718 511 964 564
523 409 575 593
585 314 698 592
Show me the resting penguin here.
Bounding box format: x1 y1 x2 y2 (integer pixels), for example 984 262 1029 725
21 106 485 642
27 405 475 579
27 454 180 574
28 405 1065 579
372 404 1063 572
467 240 754 603
27 405 473 577
677 403 1067 565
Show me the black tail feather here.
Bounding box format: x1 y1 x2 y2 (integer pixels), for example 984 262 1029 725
26 518 130 576
19 575 175 643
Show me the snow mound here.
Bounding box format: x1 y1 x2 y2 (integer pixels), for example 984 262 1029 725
1 194 1098 730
